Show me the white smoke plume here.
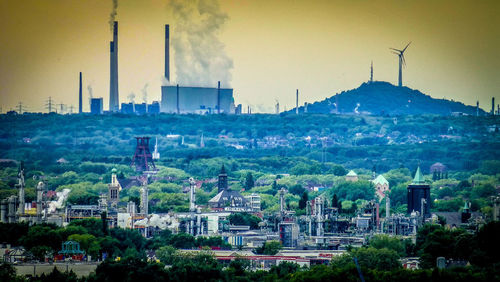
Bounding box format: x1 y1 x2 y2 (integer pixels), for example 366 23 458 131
167 0 233 87
128 92 136 103
87 85 93 99
141 84 149 103
109 0 118 33
87 84 93 110
47 188 70 214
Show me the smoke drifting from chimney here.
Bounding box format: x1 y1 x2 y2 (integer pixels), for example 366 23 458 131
167 0 233 87
128 93 136 103
87 84 93 111
142 84 149 103
109 0 118 33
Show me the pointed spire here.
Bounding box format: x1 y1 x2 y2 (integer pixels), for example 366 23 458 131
220 164 226 174
412 166 425 184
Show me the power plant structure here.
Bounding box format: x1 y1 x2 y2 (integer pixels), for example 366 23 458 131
161 84 234 114
79 72 82 114
109 21 119 112
164 25 170 82
160 24 235 114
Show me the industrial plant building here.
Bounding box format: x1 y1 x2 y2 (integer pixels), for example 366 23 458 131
161 86 235 114
90 98 103 114
160 24 235 114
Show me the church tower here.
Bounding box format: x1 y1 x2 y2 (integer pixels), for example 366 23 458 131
108 168 121 207
218 165 228 193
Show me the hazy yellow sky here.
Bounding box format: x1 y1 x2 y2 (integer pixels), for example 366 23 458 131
0 0 499 113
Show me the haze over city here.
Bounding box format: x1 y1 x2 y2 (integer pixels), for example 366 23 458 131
1 0 499 113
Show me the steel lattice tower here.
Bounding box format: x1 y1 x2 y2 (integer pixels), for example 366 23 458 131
131 137 156 172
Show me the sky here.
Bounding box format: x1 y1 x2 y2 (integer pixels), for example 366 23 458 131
0 0 499 113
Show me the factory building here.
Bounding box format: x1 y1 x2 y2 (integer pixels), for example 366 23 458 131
90 98 103 115
161 85 235 114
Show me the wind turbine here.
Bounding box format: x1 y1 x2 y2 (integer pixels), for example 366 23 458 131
390 42 411 87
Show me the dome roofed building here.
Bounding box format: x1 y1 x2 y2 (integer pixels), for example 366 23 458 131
345 170 358 182
373 175 389 200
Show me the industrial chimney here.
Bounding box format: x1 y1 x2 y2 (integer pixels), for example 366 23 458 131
296 89 299 114
165 25 170 82
217 81 221 114
492 97 495 115
109 21 119 112
79 72 82 114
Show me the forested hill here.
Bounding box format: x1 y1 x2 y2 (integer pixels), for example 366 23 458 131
296 81 485 116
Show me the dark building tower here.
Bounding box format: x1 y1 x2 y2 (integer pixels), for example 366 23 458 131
218 165 228 193
79 72 82 114
131 137 156 172
109 21 119 112
165 25 170 82
407 166 431 218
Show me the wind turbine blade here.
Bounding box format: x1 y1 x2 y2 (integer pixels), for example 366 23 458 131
402 55 406 67
389 48 402 52
402 41 412 53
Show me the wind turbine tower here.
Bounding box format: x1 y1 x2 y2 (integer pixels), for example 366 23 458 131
390 42 411 87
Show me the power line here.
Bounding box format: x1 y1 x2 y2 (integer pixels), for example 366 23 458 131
56 103 66 114
45 97 54 113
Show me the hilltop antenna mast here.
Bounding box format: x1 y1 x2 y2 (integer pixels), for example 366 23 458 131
370 61 373 83
390 42 411 87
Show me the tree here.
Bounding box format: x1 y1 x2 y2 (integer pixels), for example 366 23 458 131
332 194 339 208
255 241 282 255
298 191 308 210
368 234 405 256
68 234 100 259
289 184 305 196
245 172 254 190
228 213 261 229
157 246 179 265
0 263 18 282
332 247 401 271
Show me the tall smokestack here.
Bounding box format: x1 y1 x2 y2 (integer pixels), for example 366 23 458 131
165 25 170 82
492 97 495 115
79 72 82 114
217 81 221 114
176 84 180 114
476 101 479 117
109 21 119 112
296 89 299 114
